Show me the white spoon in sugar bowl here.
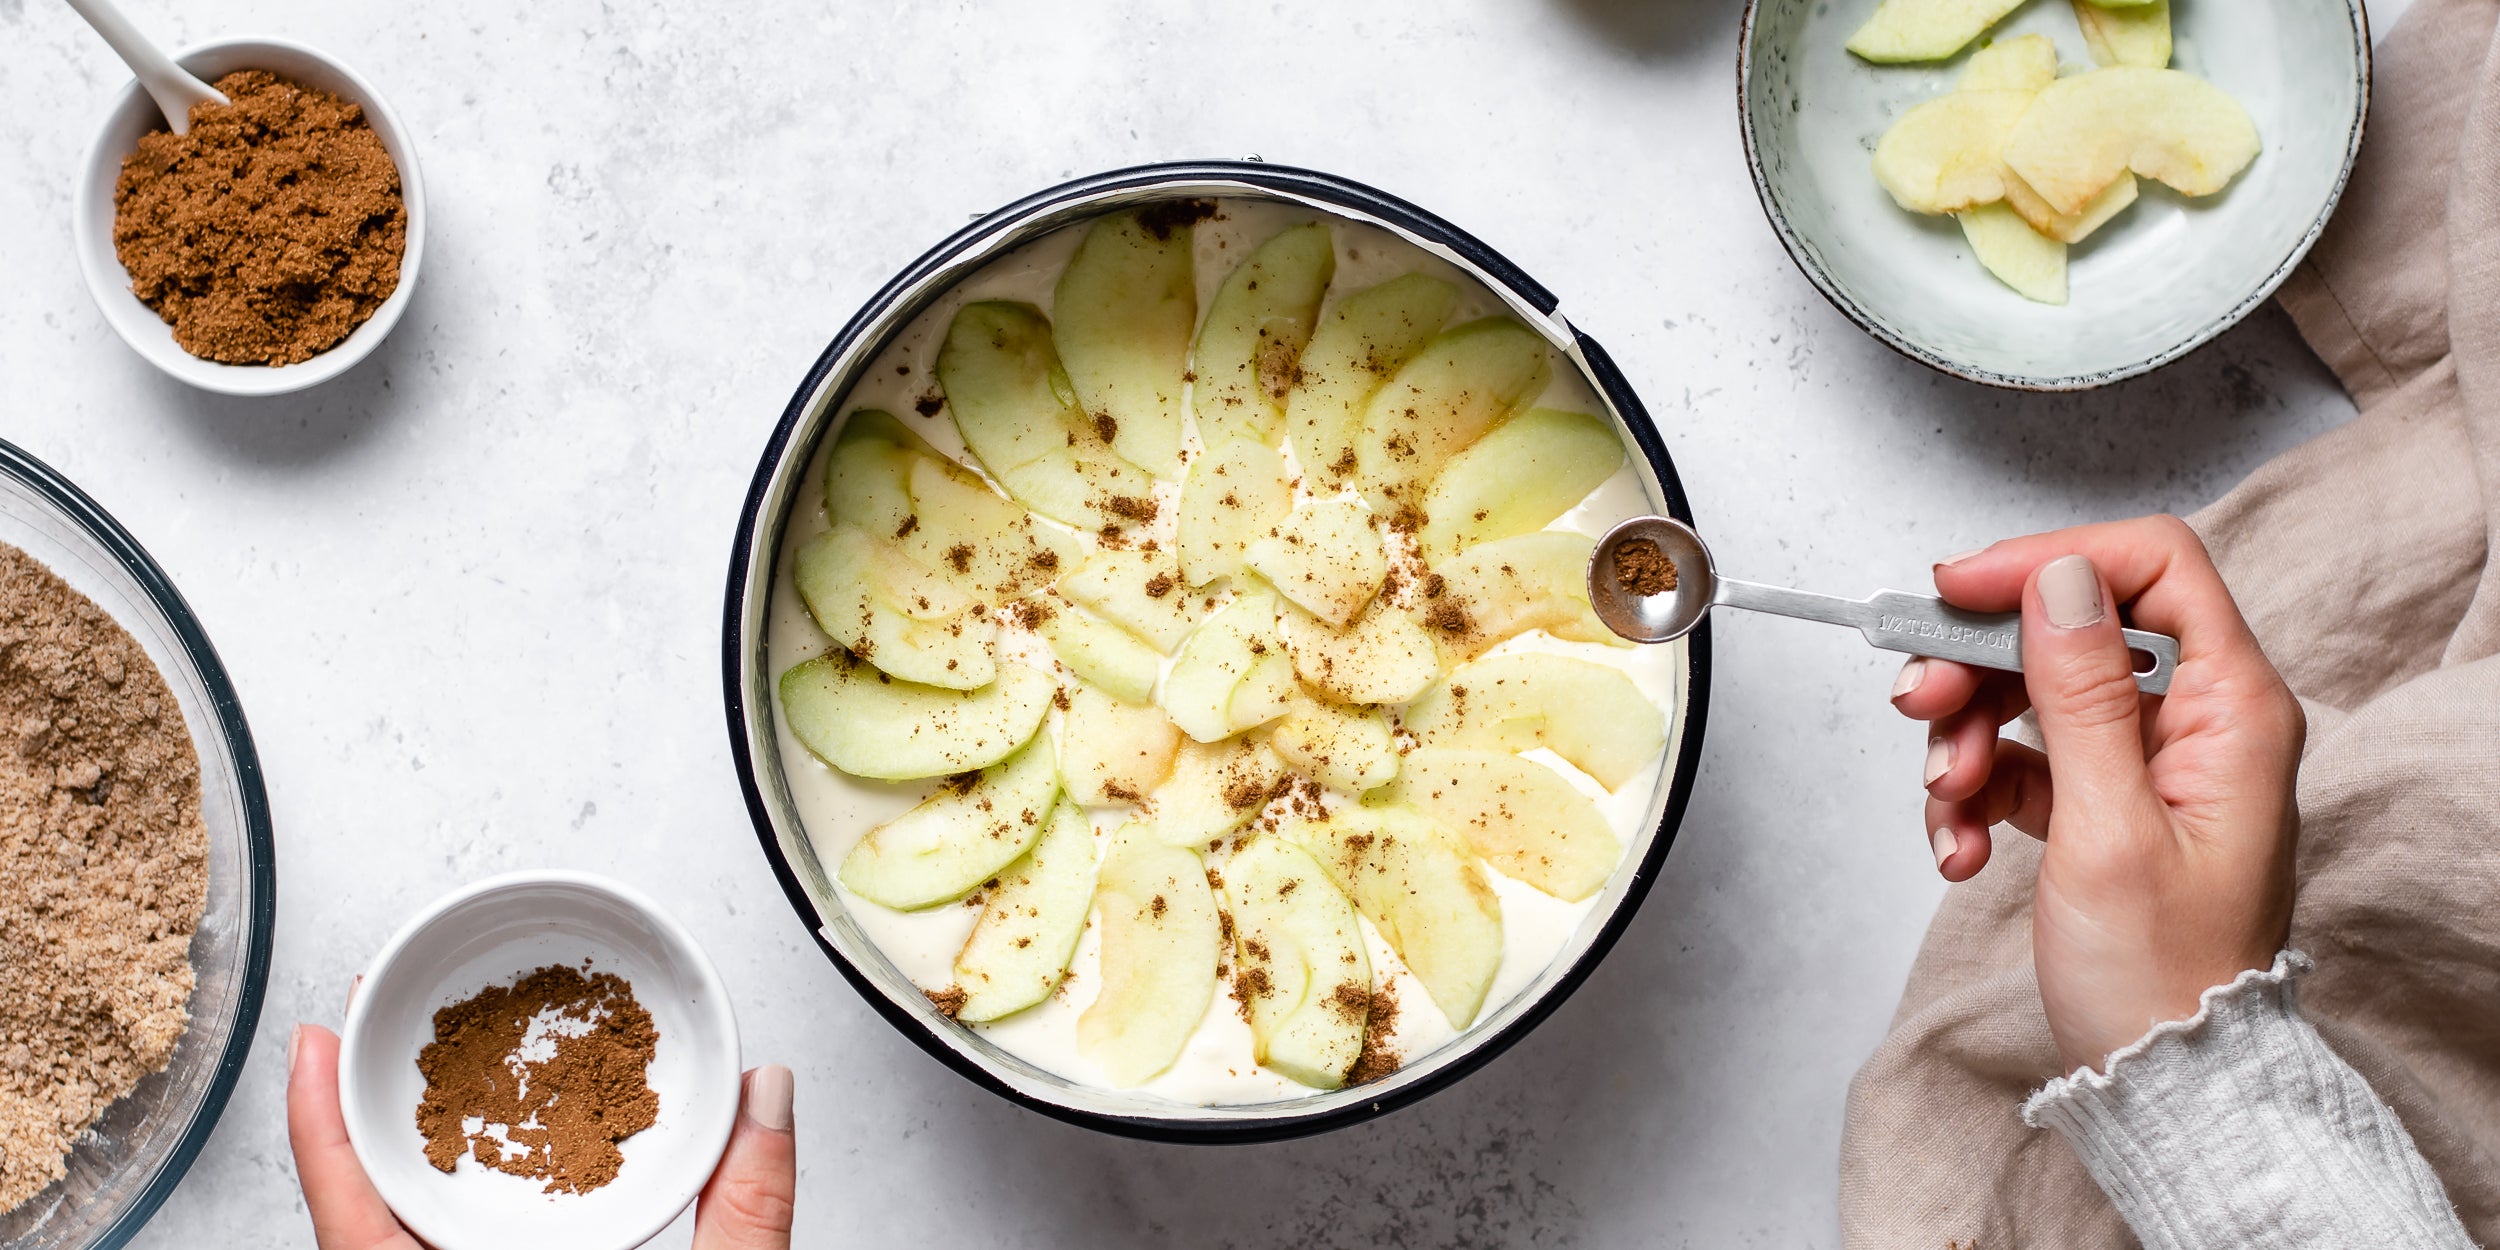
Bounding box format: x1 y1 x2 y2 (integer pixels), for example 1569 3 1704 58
1587 515 2179 694
64 0 227 132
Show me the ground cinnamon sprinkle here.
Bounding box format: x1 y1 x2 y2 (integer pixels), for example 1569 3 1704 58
415 965 660 1196
1423 597 1473 635
1348 982 1402 1085
0 544 207 1215
113 70 406 366
1611 537 1678 597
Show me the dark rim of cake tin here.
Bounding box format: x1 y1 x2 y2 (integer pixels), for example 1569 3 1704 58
722 160 1711 1143
0 437 275 1245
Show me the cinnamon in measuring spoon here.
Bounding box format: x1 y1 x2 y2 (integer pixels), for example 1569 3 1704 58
1611 537 1679 597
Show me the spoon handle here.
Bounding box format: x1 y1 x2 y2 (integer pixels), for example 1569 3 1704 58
1713 579 2177 694
64 0 226 135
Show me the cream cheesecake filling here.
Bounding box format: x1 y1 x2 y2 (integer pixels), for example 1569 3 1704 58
767 198 1680 1105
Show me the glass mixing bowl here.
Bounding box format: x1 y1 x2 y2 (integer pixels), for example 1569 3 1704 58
0 439 274 1250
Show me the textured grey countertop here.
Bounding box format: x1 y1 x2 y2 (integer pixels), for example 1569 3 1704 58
0 0 2392 1244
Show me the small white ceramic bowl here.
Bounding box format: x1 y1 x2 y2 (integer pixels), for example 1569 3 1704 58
72 36 425 396
337 872 741 1250
1739 0 2367 389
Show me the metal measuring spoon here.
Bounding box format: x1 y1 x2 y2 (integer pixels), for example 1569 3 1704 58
1586 516 2178 695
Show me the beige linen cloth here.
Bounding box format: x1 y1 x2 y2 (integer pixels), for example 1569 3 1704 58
1838 0 2500 1244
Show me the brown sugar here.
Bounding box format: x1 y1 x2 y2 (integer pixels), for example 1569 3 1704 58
1611 537 1678 597
113 70 406 366
0 544 208 1214
414 965 660 1196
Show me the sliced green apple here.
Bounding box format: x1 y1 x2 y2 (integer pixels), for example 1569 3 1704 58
1175 437 1291 588
1147 736 1284 847
898 456 1079 604
2002 169 2140 243
1278 598 1444 706
936 300 1153 528
1059 546 1197 654
2074 0 2170 68
1382 748 1621 901
1225 835 1372 1088
1428 530 1619 659
1354 318 1553 515
1028 597 1162 705
1287 274 1460 491
1419 409 1624 558
1272 690 1400 794
837 734 1060 909
2002 67 2260 214
953 797 1098 1022
1077 825 1219 1087
780 654 1055 781
1403 653 1664 791
793 525 997 690
1956 33 2057 91
935 299 1082 483
1244 499 1388 627
1959 201 2068 305
1845 0 2028 62
1060 681 1182 805
1231 649 1300 737
825 408 959 539
1053 210 1196 477
1872 88 2038 214
1285 803 1503 1030
1161 591 1291 742
1192 222 1336 450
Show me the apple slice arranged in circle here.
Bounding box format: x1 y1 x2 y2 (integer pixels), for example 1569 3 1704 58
781 653 1053 782
839 733 1062 910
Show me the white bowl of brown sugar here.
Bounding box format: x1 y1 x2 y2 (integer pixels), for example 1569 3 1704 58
72 36 425 397
336 871 743 1250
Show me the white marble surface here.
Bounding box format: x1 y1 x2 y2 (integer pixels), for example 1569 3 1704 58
0 0 2394 1245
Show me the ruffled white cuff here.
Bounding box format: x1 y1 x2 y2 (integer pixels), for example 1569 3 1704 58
2023 951 2476 1250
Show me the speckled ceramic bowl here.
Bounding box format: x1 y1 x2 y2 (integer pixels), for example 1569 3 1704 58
1739 0 2368 389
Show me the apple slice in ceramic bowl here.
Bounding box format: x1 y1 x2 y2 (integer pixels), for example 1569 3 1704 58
1740 0 2366 389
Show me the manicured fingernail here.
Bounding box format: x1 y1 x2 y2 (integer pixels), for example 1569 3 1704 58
345 975 363 1016
287 1023 303 1077
1924 737 1954 785
1937 548 1987 568
746 1064 794 1132
1931 827 1957 869
1891 658 1926 701
2039 554 2105 629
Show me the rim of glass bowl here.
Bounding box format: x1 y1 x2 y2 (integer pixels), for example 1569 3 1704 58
0 437 275 1246
721 160 1711 1143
